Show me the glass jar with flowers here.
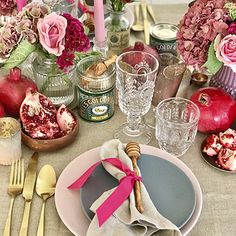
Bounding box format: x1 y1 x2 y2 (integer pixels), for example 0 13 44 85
177 0 236 99
105 0 132 55
0 2 90 106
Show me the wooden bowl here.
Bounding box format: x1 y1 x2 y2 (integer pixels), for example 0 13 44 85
21 123 79 152
191 72 208 86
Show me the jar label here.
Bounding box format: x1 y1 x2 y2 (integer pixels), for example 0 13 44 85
150 35 177 55
107 29 130 55
79 91 114 122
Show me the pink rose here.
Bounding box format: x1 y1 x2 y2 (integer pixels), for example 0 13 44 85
37 12 67 56
215 34 236 72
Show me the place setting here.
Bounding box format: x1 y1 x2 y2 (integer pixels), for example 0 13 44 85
1 0 236 235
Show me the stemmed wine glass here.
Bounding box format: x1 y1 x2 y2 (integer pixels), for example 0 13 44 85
114 51 159 144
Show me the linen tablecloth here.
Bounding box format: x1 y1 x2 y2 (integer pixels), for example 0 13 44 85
1 3 236 236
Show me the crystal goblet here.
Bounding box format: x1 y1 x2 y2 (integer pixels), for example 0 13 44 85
155 97 200 157
114 51 159 144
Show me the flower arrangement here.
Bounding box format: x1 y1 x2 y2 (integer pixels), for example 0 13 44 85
0 0 17 16
177 0 236 74
110 0 132 12
0 2 90 71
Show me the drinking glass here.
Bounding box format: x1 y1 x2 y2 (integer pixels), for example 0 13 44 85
145 53 185 129
115 51 159 144
155 97 200 157
43 0 79 17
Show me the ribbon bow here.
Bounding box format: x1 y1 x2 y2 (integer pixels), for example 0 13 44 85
68 158 142 226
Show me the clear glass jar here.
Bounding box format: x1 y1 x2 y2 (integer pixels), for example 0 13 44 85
105 11 130 56
76 56 116 122
32 56 75 107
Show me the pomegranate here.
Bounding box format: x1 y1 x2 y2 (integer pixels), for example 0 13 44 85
0 68 37 117
122 42 160 69
219 129 236 151
202 134 222 156
190 87 236 133
0 102 5 117
56 104 76 133
123 41 160 61
20 89 62 139
218 148 236 171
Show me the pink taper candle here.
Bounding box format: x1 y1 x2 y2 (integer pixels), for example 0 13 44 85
17 0 27 12
94 0 106 43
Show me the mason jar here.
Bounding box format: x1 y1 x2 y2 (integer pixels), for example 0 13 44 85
105 11 130 56
32 56 75 107
76 56 116 122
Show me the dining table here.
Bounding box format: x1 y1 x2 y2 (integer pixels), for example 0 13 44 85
1 2 236 236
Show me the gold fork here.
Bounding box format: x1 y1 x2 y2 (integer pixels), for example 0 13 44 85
3 159 24 236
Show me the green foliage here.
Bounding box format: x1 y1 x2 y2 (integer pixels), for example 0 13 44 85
202 42 222 75
74 51 102 62
3 40 36 70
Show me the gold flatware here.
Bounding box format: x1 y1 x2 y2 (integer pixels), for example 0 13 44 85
125 142 144 213
147 5 158 24
19 152 39 236
3 159 24 236
131 3 144 32
141 2 150 44
36 165 56 236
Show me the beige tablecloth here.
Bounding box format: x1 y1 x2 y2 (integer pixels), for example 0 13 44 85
1 3 236 236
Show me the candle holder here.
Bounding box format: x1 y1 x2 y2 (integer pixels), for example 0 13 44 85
0 117 22 165
93 37 108 57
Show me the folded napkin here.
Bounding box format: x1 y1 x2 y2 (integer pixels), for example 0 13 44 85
86 139 182 236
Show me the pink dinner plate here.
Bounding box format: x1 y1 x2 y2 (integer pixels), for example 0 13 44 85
55 145 202 236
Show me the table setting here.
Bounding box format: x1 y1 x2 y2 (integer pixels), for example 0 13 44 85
0 0 236 236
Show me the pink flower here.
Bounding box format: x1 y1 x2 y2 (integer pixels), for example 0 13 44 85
56 51 75 71
215 34 236 72
228 22 236 34
56 13 90 71
37 12 67 56
177 0 229 70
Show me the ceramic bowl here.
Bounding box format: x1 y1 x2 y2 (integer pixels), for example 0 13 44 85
21 122 79 152
191 72 209 86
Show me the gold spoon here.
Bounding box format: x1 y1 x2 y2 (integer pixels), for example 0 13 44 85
131 3 144 32
36 165 56 236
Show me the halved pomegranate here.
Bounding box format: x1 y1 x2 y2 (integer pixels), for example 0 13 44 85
56 104 76 134
20 89 62 139
218 148 236 171
203 134 222 156
219 129 236 151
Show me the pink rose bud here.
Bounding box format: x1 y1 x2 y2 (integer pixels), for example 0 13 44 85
37 12 67 56
215 34 236 72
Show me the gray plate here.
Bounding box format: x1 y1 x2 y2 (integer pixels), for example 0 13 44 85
80 154 196 228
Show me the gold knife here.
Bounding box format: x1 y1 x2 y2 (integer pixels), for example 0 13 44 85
19 152 39 236
141 2 150 44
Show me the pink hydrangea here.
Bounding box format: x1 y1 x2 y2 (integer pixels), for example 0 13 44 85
177 0 229 70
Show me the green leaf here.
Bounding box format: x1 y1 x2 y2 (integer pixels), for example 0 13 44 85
202 41 223 75
3 40 36 70
74 51 101 62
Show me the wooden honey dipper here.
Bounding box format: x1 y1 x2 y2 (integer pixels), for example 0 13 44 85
125 142 144 213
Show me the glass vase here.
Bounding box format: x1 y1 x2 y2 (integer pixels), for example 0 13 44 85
105 11 130 56
32 56 75 107
209 66 236 99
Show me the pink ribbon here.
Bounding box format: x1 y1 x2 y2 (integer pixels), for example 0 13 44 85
68 158 142 227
